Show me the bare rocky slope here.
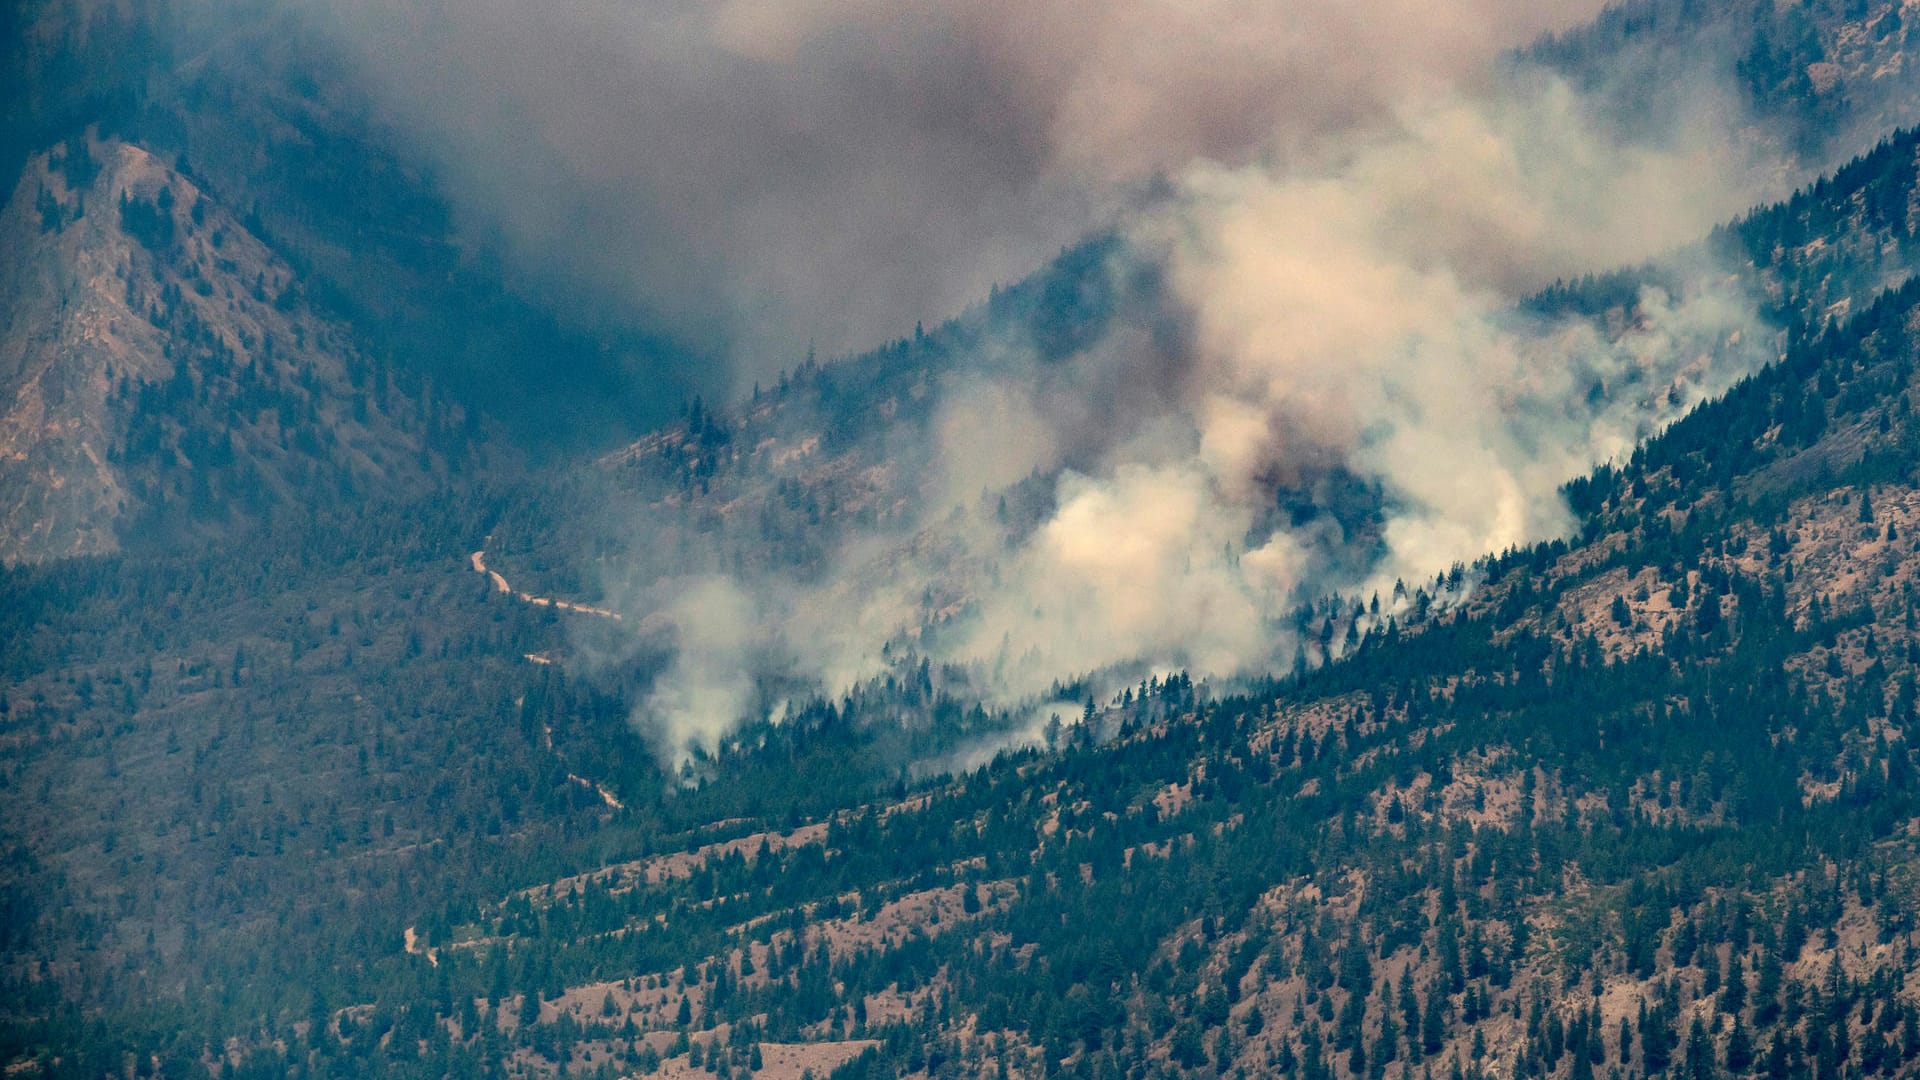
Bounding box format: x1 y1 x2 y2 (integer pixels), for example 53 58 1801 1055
0 135 473 563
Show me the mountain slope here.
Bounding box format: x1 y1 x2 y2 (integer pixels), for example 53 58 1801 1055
0 136 476 562
1528 0 1920 165
385 232 1920 1080
105 264 1920 1080
23 6 1920 1080
19 120 1920 1080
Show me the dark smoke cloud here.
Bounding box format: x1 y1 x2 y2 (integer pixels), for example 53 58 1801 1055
303 0 1612 376
288 0 1809 765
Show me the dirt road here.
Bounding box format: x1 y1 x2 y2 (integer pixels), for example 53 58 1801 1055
470 549 623 620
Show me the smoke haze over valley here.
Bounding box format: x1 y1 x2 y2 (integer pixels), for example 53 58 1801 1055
24 1 1920 1076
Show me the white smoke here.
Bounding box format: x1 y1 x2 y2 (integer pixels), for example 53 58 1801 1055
551 20 1784 764
899 77 1776 698
641 577 764 765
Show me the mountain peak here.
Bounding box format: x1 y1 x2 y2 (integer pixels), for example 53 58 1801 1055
0 136 473 563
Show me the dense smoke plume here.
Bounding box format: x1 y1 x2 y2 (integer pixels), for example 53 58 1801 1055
326 1 1793 762
308 0 1613 371
926 80 1771 697
604 59 1780 764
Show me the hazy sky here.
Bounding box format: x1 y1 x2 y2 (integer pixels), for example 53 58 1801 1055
311 0 1616 377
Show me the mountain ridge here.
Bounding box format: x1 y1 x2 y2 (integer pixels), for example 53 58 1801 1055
0 134 482 563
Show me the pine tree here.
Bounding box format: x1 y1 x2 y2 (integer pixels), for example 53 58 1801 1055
1400 967 1422 1046
1423 989 1447 1056
1685 1015 1713 1080
1726 1015 1753 1073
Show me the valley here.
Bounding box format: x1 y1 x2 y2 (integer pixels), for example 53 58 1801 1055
17 1 1920 1079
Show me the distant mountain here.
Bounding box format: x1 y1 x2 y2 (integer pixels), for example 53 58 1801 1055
4 0 702 451
0 136 476 562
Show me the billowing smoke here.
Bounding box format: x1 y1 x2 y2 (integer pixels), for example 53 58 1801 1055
597 57 1781 765
641 577 763 770
304 0 1612 373
329 0 1800 764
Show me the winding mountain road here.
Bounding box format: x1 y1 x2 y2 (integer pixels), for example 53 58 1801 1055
464 545 630 813
469 549 623 620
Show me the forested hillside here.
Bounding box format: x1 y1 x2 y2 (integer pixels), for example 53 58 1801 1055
19 1 1920 1078
14 114 1920 1080
0 135 478 561
1527 0 1920 161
